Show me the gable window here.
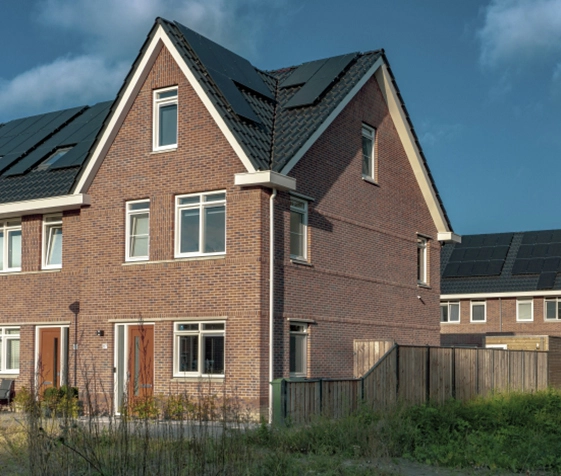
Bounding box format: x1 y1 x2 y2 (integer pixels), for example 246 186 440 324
545 298 561 320
470 301 486 322
0 219 22 272
176 192 226 257
361 124 376 180
153 87 178 151
440 302 460 323
126 200 150 261
517 298 533 321
0 327 20 373
174 322 225 376
43 215 62 269
290 197 308 261
290 323 308 377
417 236 428 285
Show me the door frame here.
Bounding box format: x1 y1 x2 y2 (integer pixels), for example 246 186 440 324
35 325 70 392
113 322 155 414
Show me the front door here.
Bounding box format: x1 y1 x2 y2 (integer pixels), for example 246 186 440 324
128 324 154 404
38 327 68 393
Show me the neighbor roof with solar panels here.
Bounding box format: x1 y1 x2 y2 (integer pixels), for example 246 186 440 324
441 230 561 294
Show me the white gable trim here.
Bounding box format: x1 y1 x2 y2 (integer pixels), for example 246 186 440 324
75 25 255 194
281 57 384 176
442 290 561 300
0 194 90 219
374 64 450 234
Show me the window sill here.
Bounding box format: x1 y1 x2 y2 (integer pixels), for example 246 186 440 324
361 175 379 186
0 269 61 276
123 255 226 266
470 321 487 324
151 147 177 154
171 376 225 383
440 321 460 325
417 283 431 290
290 259 313 267
516 320 534 323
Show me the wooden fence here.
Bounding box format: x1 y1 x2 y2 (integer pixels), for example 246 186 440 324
354 339 394 377
273 344 550 425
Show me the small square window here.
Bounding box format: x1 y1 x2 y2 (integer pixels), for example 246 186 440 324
545 298 561 320
43 215 62 269
153 87 178 151
174 321 225 376
471 301 486 322
0 220 22 272
290 323 308 377
290 198 308 261
517 299 533 321
441 302 460 323
361 124 376 180
126 200 150 261
417 236 428 285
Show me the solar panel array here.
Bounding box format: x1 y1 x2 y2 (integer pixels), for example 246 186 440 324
176 22 273 124
442 233 513 278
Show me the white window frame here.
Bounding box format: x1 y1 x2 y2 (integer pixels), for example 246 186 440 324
42 214 63 269
175 191 226 258
517 298 534 322
0 327 20 374
361 124 376 180
290 197 308 261
544 297 561 321
289 323 308 377
0 219 22 272
173 321 225 377
470 300 486 323
153 87 178 151
125 200 150 262
417 236 428 285
440 301 460 323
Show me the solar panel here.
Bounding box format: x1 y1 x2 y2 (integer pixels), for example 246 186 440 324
535 230 553 244
458 262 473 276
472 261 489 276
487 260 504 275
512 259 529 275
543 257 560 272
211 72 261 123
527 258 544 274
517 245 533 259
522 232 538 245
494 233 514 246
279 58 328 88
533 244 548 257
449 248 466 262
478 247 493 260
491 246 509 260
550 243 561 257
537 272 557 290
442 262 460 278
51 140 93 169
285 53 357 108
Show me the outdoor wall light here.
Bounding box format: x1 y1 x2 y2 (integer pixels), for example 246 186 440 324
95 330 104 337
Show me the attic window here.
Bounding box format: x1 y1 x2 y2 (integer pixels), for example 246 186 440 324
153 87 178 151
35 147 72 171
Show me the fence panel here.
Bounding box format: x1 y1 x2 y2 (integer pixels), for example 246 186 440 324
398 347 427 405
455 348 477 401
493 349 510 392
363 345 397 410
429 347 453 404
322 380 360 418
509 352 524 391
477 349 494 397
354 340 394 378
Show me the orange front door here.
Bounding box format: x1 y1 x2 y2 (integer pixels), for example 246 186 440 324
128 325 154 404
38 327 61 392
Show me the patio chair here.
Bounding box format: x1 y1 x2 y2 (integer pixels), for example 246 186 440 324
0 379 15 409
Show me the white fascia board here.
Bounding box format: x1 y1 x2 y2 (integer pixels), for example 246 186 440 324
442 290 561 300
437 232 462 243
0 194 90 219
75 26 256 194
280 57 384 176
375 64 451 235
235 171 296 191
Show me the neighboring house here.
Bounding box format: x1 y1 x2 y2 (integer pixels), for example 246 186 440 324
441 230 561 348
0 18 457 417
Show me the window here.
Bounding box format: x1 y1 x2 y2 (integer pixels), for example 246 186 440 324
176 192 226 257
470 301 486 322
290 323 308 377
417 236 428 285
126 200 150 261
545 298 561 320
0 219 22 272
43 215 62 269
0 327 20 373
361 124 376 180
440 302 460 323
35 147 72 171
517 298 533 321
174 322 225 376
153 87 178 150
290 197 308 261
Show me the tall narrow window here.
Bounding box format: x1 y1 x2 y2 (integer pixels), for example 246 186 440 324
176 192 226 257
417 236 428 285
361 124 376 180
174 322 225 376
471 301 486 322
43 215 62 269
290 323 308 377
517 299 533 321
126 200 150 261
290 197 308 261
153 87 178 150
0 219 22 272
0 327 20 373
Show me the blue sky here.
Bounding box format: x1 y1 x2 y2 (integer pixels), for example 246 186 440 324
1 0 561 236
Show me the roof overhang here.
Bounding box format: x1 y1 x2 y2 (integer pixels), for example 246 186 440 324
442 290 561 300
0 194 90 219
235 171 296 191
437 232 462 243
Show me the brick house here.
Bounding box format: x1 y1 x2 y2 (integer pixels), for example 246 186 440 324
0 18 458 416
441 230 561 350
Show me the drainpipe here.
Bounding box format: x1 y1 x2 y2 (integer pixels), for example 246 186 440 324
269 188 277 424
499 298 502 333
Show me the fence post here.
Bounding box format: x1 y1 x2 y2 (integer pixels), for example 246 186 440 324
319 378 323 415
395 344 400 400
451 347 456 399
426 345 430 403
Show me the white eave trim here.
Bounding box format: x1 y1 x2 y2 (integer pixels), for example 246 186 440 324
234 171 296 191
0 194 90 219
442 290 561 300
437 232 462 243
75 25 256 194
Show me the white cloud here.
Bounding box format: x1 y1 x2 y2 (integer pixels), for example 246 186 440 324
419 122 463 148
478 0 561 67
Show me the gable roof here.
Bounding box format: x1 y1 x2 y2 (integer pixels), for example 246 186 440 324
441 229 561 296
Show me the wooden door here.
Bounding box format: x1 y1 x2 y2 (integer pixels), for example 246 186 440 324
38 327 61 392
128 325 154 404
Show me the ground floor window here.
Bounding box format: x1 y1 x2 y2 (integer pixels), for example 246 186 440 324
517 299 533 321
289 323 308 377
0 327 20 373
440 302 460 323
174 322 225 377
545 297 561 320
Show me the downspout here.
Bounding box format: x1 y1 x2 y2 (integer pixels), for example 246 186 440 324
499 298 502 333
269 188 277 424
